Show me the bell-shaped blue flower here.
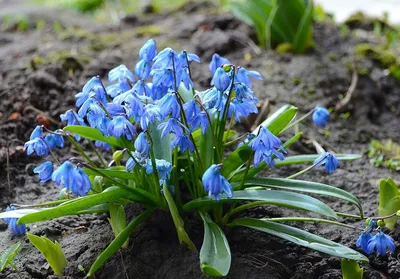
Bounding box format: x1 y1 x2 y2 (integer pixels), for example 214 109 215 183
145 159 172 185
157 118 186 138
312 106 330 127
201 87 224 111
30 125 43 140
139 39 157 62
44 131 64 150
107 116 136 140
132 80 152 96
151 68 175 89
156 92 181 119
356 233 373 254
176 67 193 90
171 134 194 153
3 206 26 236
52 161 91 197
314 152 339 174
33 161 54 183
140 104 162 130
134 132 150 160
211 67 231 92
126 157 137 172
209 53 230 74
367 232 395 256
106 103 125 117
249 127 286 167
24 138 49 157
60 109 85 126
78 98 107 128
189 111 209 134
202 164 233 201
235 67 262 88
183 100 200 123
108 65 135 85
75 76 107 107
228 98 258 123
234 83 255 100
135 59 151 80
152 47 177 70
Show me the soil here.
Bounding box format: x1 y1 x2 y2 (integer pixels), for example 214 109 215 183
1 1 400 278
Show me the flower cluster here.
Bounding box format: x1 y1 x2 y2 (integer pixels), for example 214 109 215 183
356 220 395 256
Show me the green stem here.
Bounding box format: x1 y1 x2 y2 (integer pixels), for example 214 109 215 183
224 132 249 147
336 212 362 219
238 152 254 189
88 141 107 168
280 108 315 134
286 153 328 179
173 147 182 211
222 201 266 223
66 135 97 167
13 199 70 208
263 217 363 231
40 138 60 164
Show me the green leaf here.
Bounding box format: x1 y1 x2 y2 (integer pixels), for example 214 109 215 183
292 0 313 53
27 233 67 276
84 168 135 180
18 187 151 224
274 154 361 166
229 218 368 262
236 177 363 217
183 190 337 219
341 259 363 279
63 126 132 149
163 183 196 251
149 120 172 163
199 212 231 277
0 242 20 272
0 209 43 219
87 210 152 277
378 178 400 229
252 105 298 136
109 203 127 245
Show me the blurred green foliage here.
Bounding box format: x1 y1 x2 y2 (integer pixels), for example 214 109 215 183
368 139 400 171
229 0 313 53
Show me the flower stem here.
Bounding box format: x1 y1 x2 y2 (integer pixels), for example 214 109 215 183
88 141 107 168
66 135 97 168
280 108 315 134
286 153 328 179
260 217 363 231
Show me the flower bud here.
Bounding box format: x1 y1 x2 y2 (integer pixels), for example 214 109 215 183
113 150 124 164
377 219 386 228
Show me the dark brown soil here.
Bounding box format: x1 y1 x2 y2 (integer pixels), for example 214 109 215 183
1 1 400 279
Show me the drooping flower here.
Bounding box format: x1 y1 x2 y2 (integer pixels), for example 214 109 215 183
134 59 151 80
156 92 181 118
106 103 125 117
228 98 258 123
134 132 150 160
24 138 49 157
33 161 54 183
356 233 373 254
171 134 194 153
126 157 137 172
248 126 286 167
234 82 256 100
202 164 233 201
367 232 395 256
314 152 339 174
52 161 91 197
30 125 43 140
132 79 152 96
44 131 64 150
3 206 26 236
139 39 157 62
209 53 230 74
140 104 162 130
107 116 136 140
60 109 85 126
312 106 330 127
235 67 263 88
78 98 107 128
152 47 177 70
189 111 209 134
75 76 107 107
145 159 172 185
238 134 256 148
211 67 231 92
151 68 175 89
108 65 135 85
157 118 185 138
113 89 144 119
201 87 224 111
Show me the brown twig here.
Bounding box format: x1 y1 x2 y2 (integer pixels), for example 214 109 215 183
335 62 359 112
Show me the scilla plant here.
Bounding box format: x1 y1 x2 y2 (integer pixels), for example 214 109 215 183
1 39 376 277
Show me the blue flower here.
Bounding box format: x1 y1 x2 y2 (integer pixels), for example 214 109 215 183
176 67 193 90
107 116 136 140
234 83 256 100
44 131 64 150
150 84 169 100
145 159 172 185
183 100 200 123
157 118 186 138
228 98 258 122
238 134 256 148
113 89 144 119
139 39 157 62
151 68 175 89
134 59 151 80
156 92 181 118
235 67 263 88
132 80 152 96
106 103 125 117
356 233 373 254
95 140 111 151
60 109 86 126
202 164 233 201
30 125 43 140
108 65 135 85
171 134 194 153
3 206 26 236
152 47 177 70
52 161 91 197
140 104 162 130
314 152 339 174
211 67 231 92
201 87 224 110
189 111 209 134
209 53 230 74
134 132 150 160
249 127 286 167
78 98 107 128
126 157 137 172
312 106 330 127
367 232 395 256
33 161 54 183
176 50 200 69
75 76 107 107
24 138 49 157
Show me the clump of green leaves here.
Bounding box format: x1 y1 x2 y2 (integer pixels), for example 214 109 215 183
341 259 363 279
230 0 313 53
0 242 21 276
27 234 67 276
368 139 400 171
378 178 400 229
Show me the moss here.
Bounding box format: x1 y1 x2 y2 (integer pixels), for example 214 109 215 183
135 25 162 37
345 11 393 31
328 53 338 61
275 43 293 54
368 139 400 171
354 43 396 67
291 76 302 86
